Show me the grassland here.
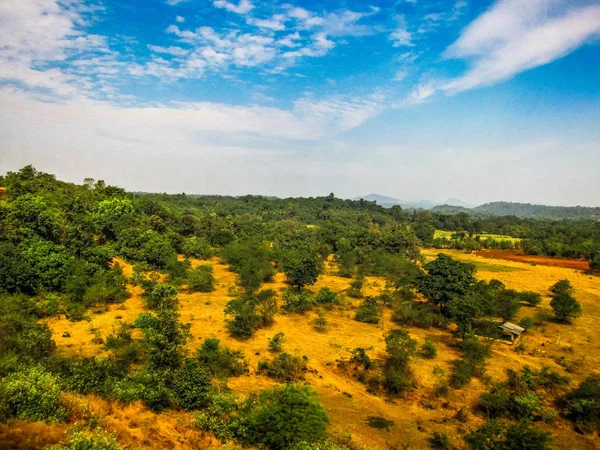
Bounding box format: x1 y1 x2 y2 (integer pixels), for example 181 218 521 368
18 250 597 450
434 230 521 243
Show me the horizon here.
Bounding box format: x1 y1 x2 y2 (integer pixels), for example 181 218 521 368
1 0 600 207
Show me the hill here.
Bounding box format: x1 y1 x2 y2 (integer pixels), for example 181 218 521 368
473 202 600 219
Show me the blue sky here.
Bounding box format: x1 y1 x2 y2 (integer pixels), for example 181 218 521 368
0 0 599 206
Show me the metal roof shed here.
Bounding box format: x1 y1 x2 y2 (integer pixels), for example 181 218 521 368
499 322 525 342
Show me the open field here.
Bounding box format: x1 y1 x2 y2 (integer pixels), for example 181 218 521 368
476 250 590 271
32 252 600 450
434 230 521 243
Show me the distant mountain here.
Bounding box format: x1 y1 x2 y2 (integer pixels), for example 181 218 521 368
352 194 404 206
431 204 472 214
442 198 474 208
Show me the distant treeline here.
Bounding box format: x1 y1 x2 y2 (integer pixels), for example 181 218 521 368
411 210 600 267
431 201 600 220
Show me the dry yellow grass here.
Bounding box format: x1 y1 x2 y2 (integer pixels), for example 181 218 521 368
39 252 600 449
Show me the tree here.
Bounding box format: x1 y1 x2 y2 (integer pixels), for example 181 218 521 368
283 251 320 290
144 303 190 371
550 292 582 323
245 384 329 450
417 254 476 313
549 279 573 296
239 263 262 294
384 329 417 394
182 237 213 260
448 295 481 338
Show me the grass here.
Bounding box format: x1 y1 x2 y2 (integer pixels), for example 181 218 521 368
40 252 600 450
433 230 521 243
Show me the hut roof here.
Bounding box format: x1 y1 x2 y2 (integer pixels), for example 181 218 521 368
499 322 525 335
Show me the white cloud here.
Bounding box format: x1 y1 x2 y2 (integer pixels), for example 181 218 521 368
247 14 287 31
147 45 189 57
390 15 413 47
176 15 185 23
166 0 188 5
443 0 600 93
213 0 254 15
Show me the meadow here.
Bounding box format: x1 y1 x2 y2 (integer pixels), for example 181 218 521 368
21 250 599 450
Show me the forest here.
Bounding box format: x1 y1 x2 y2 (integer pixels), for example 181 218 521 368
0 166 599 450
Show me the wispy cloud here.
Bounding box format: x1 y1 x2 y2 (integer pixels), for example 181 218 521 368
442 0 600 93
213 0 254 15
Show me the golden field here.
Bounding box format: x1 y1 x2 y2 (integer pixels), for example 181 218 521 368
6 250 599 449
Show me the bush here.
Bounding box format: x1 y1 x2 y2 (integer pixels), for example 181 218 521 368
315 287 338 306
384 329 417 394
464 420 551 450
244 384 329 450
49 427 122 450
182 237 213 260
282 288 314 314
188 265 216 293
392 302 447 329
145 283 178 309
133 312 159 330
111 370 174 412
172 358 212 410
420 338 437 359
346 277 364 299
268 332 286 353
429 431 452 449
258 353 308 381
366 416 394 431
0 365 67 423
197 338 248 377
65 357 121 395
450 359 475 389
563 373 600 433
519 291 542 307
354 305 380 324
313 310 328 332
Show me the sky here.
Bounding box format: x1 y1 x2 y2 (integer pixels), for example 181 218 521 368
0 0 599 206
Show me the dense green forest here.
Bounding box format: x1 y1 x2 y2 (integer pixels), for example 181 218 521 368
431 201 600 220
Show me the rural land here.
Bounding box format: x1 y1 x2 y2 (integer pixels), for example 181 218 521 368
0 166 599 450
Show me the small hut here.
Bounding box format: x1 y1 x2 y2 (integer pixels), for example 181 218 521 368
499 322 525 342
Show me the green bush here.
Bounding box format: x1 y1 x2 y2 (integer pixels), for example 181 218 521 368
354 303 380 324
366 416 394 431
188 265 216 292
282 288 314 314
450 359 475 389
0 365 67 423
315 287 338 305
197 338 248 377
519 291 542 307
132 312 159 330
464 420 551 450
182 237 213 260
258 353 308 381
268 332 286 353
172 358 212 410
49 427 122 450
392 302 447 329
244 384 329 450
563 373 600 433
420 338 438 359
110 370 174 412
429 431 452 449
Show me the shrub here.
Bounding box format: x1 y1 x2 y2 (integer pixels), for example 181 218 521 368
315 287 338 306
550 279 573 296
182 237 213 260
479 386 511 418
197 338 248 377
420 338 438 359
392 302 447 329
450 359 475 389
188 265 216 293
258 353 308 381
65 357 120 395
354 305 380 324
346 277 364 299
464 419 505 450
132 312 159 330
384 329 417 394
366 416 394 431
111 370 174 412
49 427 122 450
244 384 329 450
172 358 212 410
145 283 178 309
563 373 600 433
519 291 542 307
429 431 452 449
282 288 314 314
313 310 329 332
0 365 67 423
268 332 286 353
503 421 551 450
350 347 375 371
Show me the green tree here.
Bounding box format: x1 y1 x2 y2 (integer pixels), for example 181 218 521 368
549 279 573 296
245 384 329 450
188 265 216 292
417 254 476 313
550 292 582 323
283 251 320 290
448 295 481 338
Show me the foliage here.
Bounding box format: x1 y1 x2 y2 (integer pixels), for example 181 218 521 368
464 420 551 450
429 431 453 450
49 427 122 450
244 384 329 450
182 236 213 260
0 365 67 423
384 329 417 394
313 310 328 332
417 254 476 313
550 291 582 323
197 338 248 377
188 264 216 292
283 250 321 290
268 332 286 353
225 290 278 339
282 288 314 314
172 358 212 410
258 353 308 381
366 416 394 431
315 287 338 305
563 374 600 433
143 303 190 371
420 338 438 359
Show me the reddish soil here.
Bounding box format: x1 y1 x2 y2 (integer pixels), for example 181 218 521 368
476 250 590 271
